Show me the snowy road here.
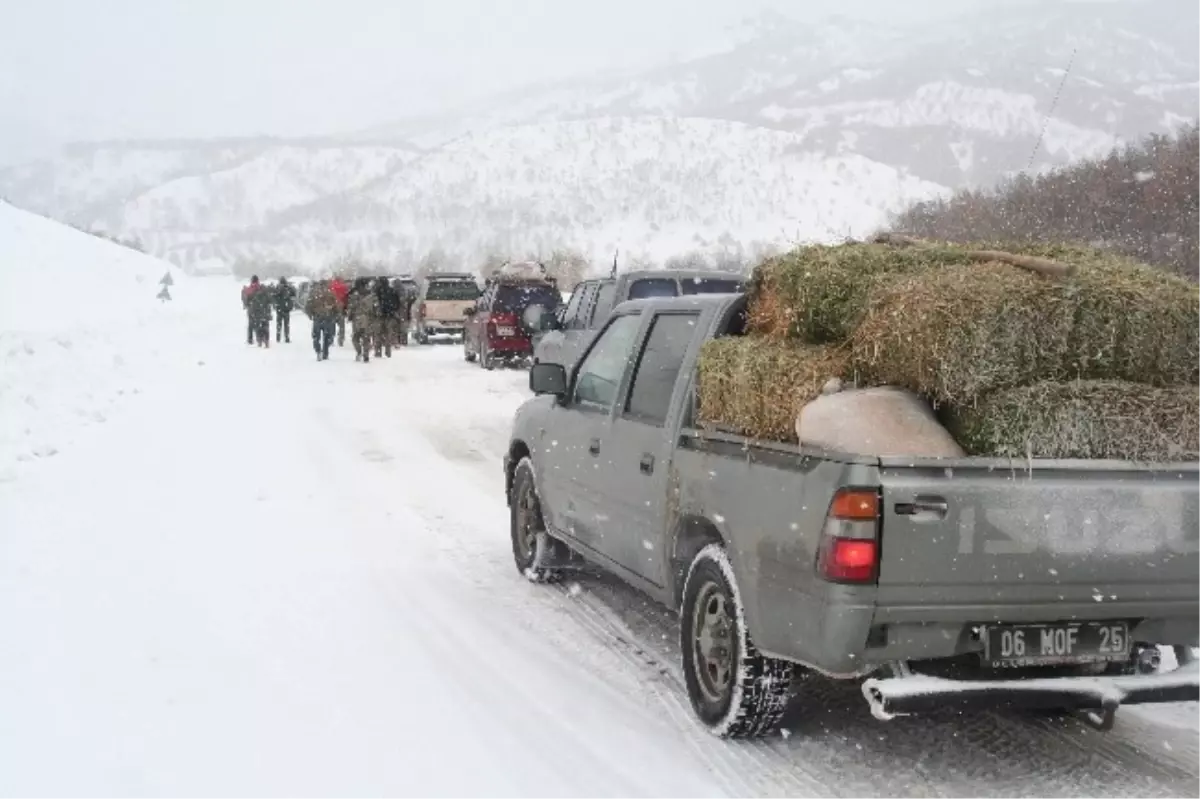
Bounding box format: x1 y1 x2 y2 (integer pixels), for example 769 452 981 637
0 279 1197 796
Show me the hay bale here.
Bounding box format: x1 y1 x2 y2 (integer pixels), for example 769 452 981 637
946 380 1200 461
746 242 980 342
796 387 965 457
697 336 850 441
851 261 1199 404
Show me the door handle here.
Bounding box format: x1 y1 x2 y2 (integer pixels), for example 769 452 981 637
639 453 655 474
894 496 948 520
588 438 601 456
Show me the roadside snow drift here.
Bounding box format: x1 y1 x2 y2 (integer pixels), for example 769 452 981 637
0 201 202 479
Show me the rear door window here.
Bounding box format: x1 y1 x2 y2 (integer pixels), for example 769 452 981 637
627 278 679 300
493 284 561 313
425 281 480 301
624 313 699 426
681 277 744 295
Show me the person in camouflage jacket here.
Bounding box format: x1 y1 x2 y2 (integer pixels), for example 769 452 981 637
348 277 380 363
247 278 274 348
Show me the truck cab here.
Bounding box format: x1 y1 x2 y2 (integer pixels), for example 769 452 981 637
532 269 744 368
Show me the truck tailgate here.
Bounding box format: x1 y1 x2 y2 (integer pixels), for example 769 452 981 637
874 459 1199 623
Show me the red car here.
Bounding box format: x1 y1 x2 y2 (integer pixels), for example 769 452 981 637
464 278 561 369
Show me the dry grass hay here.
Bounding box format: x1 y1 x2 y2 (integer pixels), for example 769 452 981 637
746 242 980 342
796 387 965 458
946 380 1200 461
851 260 1199 404
697 336 850 441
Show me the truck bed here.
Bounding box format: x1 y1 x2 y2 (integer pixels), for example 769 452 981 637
675 430 1200 674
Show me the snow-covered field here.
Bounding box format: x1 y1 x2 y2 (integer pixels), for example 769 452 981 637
0 206 1197 796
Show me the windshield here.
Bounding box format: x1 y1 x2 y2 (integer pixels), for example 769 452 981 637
627 278 679 300
681 277 743 294
493 284 560 313
425 281 479 301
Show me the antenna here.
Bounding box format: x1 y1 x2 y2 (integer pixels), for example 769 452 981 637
1027 47 1077 172
610 249 619 279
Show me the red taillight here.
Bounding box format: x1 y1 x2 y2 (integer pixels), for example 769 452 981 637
820 539 878 582
816 488 880 584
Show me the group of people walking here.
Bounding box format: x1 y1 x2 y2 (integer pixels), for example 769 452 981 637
241 275 415 362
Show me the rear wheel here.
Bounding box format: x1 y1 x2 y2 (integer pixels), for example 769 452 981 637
680 543 795 738
509 458 564 584
481 341 496 371
464 335 476 362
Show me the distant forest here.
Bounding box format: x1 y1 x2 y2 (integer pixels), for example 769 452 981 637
891 123 1199 280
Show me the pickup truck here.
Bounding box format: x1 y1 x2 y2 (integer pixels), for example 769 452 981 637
532 269 744 368
504 293 1200 738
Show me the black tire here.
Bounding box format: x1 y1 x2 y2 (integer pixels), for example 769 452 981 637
680 543 795 738
509 458 564 584
481 341 496 371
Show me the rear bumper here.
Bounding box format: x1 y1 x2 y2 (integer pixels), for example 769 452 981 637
487 337 533 355
862 661 1200 720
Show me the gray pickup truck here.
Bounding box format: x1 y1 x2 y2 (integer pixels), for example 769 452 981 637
504 293 1200 738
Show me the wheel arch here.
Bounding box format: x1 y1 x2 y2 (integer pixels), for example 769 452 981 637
505 440 532 506
669 513 726 610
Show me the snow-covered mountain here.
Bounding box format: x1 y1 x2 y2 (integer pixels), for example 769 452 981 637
1 0 1194 274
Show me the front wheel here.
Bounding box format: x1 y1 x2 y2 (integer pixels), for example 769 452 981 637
509 458 564 584
680 543 795 738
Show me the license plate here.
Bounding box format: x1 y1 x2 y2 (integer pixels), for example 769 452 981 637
496 326 516 337
984 622 1129 667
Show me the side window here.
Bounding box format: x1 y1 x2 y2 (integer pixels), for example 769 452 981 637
572 314 643 410
560 286 585 324
568 283 599 330
587 281 618 329
624 313 699 426
628 278 679 300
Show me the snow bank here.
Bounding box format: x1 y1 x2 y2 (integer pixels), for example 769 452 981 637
0 202 207 480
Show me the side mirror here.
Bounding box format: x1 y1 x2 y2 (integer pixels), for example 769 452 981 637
463 307 476 317
529 362 567 398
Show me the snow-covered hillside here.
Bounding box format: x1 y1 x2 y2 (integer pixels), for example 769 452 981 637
0 201 203 478
200 117 945 270
0 1 1195 274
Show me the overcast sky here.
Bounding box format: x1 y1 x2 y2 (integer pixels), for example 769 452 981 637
1 0 982 162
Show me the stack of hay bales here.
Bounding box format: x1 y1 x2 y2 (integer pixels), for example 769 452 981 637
696 238 1200 461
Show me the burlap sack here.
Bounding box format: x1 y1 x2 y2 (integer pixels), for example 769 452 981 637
796 386 965 458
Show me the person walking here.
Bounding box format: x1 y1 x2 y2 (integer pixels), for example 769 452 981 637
305 279 340 361
247 278 274 347
330 275 350 347
274 276 297 343
374 277 402 358
348 277 380 362
241 275 263 345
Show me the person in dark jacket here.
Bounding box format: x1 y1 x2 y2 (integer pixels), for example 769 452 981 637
247 278 273 347
304 279 340 361
374 277 402 358
273 277 296 342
